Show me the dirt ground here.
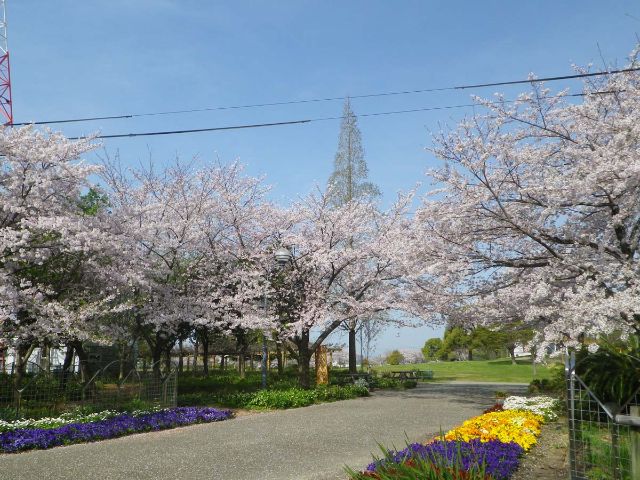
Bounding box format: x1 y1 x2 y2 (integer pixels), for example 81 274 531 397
512 420 569 480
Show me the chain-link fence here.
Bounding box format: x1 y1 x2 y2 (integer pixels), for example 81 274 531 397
566 353 640 480
0 360 177 418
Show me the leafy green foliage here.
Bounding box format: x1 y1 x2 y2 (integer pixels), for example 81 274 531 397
439 327 471 360
576 341 640 406
370 377 402 389
421 338 444 361
385 350 404 365
345 441 495 480
78 188 110 216
177 384 369 410
527 366 565 397
247 388 318 409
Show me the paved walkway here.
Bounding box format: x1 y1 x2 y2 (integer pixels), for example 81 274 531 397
0 383 527 480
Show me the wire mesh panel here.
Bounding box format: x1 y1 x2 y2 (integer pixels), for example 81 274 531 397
0 362 84 418
0 359 177 418
567 355 639 480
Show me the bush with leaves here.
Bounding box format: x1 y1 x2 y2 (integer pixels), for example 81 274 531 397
576 341 640 406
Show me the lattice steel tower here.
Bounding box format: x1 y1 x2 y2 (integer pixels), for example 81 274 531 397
0 0 12 125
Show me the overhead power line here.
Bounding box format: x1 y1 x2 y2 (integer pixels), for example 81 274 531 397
68 120 312 140
67 90 620 141
16 66 640 127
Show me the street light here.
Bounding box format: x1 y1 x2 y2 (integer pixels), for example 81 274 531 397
261 246 292 389
274 247 293 267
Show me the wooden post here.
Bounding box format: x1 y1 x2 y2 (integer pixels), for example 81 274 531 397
267 351 271 371
632 405 640 480
315 345 329 385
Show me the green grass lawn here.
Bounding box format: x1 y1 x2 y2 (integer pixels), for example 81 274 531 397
374 358 561 383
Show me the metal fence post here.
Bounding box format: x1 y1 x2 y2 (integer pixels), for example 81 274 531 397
611 422 621 480
631 405 640 480
566 351 578 479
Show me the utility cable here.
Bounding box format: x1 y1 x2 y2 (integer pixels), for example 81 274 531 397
16 67 640 127
67 90 620 140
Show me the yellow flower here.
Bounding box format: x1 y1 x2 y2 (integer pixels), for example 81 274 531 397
444 410 543 451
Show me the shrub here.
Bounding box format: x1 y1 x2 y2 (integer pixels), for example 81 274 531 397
528 366 565 396
177 393 212 406
177 384 368 409
371 377 401 389
211 392 255 408
354 378 370 389
402 380 417 389
248 388 317 409
576 344 640 406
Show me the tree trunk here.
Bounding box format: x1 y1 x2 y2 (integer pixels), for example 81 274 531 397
468 348 473 361
193 337 199 372
348 324 357 374
40 344 51 372
151 343 163 380
13 343 34 391
508 345 517 365
201 333 210 376
276 343 284 374
238 353 246 378
219 355 225 371
294 331 312 389
72 342 91 383
178 339 184 373
118 346 125 381
61 345 75 390
164 345 172 373
532 348 537 376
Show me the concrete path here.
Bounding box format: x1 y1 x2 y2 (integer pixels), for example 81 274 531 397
0 383 527 480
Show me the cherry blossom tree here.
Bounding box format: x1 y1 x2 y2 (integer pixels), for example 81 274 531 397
0 127 135 382
268 190 420 387
414 50 640 353
101 157 279 375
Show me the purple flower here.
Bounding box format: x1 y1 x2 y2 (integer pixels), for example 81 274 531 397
0 407 233 453
366 439 523 480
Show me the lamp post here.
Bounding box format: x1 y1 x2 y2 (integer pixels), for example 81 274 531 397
261 246 292 389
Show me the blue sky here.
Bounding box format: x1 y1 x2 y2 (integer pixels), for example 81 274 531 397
8 1 640 355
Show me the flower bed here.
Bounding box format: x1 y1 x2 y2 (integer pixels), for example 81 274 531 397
357 439 523 480
0 407 164 433
0 407 232 453
348 396 557 479
502 395 560 421
444 410 542 451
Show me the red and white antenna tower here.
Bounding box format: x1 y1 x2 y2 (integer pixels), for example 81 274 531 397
0 0 12 125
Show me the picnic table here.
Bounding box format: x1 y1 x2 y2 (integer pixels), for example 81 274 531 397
333 372 373 385
388 370 434 381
